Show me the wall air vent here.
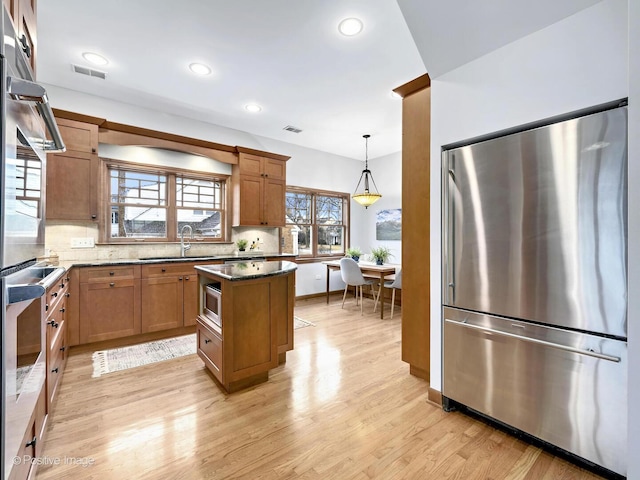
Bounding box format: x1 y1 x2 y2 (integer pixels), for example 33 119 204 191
71 64 107 79
283 125 303 133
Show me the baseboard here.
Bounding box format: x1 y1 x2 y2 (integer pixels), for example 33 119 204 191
428 387 442 408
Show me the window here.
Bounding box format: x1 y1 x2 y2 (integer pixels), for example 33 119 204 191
107 163 226 242
284 187 349 257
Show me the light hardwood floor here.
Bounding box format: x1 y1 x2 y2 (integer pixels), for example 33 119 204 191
36 296 606 479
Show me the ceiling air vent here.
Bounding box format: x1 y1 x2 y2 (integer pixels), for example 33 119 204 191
283 125 303 133
71 64 107 80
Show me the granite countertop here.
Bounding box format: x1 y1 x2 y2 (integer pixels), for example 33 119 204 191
195 260 297 281
62 252 296 269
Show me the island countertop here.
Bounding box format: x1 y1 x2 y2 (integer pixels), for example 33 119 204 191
195 260 297 281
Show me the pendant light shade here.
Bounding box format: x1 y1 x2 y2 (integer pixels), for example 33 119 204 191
352 134 382 208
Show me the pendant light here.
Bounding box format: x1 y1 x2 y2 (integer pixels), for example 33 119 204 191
352 134 382 208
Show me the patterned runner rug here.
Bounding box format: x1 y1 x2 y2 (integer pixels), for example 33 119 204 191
92 334 196 378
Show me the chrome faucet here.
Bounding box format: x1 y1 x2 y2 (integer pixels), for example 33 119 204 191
180 225 193 257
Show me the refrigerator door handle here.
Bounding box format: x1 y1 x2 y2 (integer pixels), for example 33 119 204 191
446 319 621 363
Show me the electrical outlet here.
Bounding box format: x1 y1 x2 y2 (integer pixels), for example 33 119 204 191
71 237 95 248
315 275 321 280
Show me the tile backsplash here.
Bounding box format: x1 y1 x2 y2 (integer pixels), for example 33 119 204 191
45 222 281 263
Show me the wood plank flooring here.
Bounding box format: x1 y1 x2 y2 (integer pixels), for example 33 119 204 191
36 296 606 479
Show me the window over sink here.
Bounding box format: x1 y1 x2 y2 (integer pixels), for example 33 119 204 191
106 161 227 243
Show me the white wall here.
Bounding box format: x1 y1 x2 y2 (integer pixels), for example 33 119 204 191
44 85 391 297
627 0 639 476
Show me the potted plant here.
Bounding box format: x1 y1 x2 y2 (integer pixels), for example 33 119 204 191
346 246 363 262
370 246 393 265
236 239 248 251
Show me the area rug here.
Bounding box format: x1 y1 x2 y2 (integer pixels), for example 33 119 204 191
92 334 196 378
294 316 315 329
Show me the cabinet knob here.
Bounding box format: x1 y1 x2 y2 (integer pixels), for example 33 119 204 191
185 276 190 281
92 148 96 153
178 277 183 281
51 292 58 298
25 436 37 448
45 303 49 311
65 292 70 298
60 346 66 352
60 307 66 313
204 339 211 344
49 321 59 328
109 271 115 276
91 214 97 219
161 268 166 272
51 367 59 374
109 282 115 287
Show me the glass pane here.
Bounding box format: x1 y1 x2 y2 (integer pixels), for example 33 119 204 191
317 225 344 255
286 192 312 224
110 206 166 238
316 195 343 225
176 209 222 238
110 169 166 206
176 177 222 209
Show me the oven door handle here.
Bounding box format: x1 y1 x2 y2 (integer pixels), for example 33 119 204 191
7 284 46 304
6 76 66 153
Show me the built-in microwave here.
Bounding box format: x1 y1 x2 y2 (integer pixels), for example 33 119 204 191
203 283 222 328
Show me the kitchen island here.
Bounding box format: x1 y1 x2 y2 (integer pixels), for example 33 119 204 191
195 260 296 393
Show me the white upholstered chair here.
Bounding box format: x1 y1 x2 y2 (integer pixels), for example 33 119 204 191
374 269 402 319
339 257 377 315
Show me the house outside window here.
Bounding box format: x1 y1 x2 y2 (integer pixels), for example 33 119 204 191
284 187 349 258
107 162 226 242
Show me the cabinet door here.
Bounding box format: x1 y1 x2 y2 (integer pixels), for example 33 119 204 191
46 150 99 221
263 158 286 181
182 272 199 327
238 175 264 226
263 178 285 226
79 280 141 343
46 120 99 221
141 276 182 332
238 153 263 177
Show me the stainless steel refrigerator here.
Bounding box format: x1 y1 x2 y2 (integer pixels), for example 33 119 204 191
441 101 628 477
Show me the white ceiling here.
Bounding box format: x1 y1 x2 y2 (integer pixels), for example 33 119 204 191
37 0 602 161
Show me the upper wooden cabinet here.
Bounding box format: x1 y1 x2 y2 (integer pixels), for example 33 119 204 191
232 152 288 227
4 0 37 77
46 118 100 221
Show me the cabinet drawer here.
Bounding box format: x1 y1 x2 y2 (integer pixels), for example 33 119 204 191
197 319 222 379
142 263 197 277
80 266 139 283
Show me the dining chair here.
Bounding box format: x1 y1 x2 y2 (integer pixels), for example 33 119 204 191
339 257 377 315
374 269 402 319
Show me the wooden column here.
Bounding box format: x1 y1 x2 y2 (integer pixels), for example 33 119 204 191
393 74 431 381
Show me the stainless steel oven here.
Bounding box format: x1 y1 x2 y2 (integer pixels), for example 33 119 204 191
203 283 222 328
1 5 66 479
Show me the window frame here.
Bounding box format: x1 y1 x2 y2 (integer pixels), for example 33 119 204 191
102 159 229 244
285 186 350 260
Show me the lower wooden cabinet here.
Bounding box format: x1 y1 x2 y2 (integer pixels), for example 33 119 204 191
9 387 46 480
79 266 141 343
141 262 213 333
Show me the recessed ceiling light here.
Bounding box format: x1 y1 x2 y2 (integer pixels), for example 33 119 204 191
82 52 108 66
245 104 262 113
338 17 363 36
189 62 212 75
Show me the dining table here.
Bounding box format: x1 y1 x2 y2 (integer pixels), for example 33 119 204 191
322 259 398 319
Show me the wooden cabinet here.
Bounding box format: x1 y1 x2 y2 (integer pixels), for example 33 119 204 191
232 151 289 227
393 74 432 382
45 271 69 410
8 388 46 480
196 266 295 393
3 0 37 77
140 262 207 333
46 118 100 222
79 266 141 343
